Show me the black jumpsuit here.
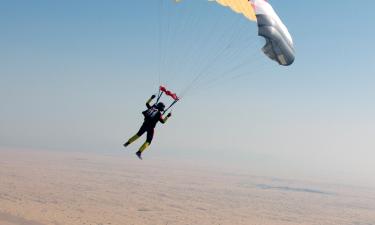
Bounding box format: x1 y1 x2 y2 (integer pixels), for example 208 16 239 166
137 106 165 143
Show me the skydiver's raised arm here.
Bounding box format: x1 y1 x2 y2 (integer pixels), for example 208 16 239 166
146 95 156 109
159 113 171 124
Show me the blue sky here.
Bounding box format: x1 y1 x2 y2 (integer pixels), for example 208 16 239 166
1 1 375 186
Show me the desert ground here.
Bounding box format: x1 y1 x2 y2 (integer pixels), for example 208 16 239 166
0 149 374 225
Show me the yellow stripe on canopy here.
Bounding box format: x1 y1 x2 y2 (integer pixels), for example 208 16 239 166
175 0 256 21
210 0 256 21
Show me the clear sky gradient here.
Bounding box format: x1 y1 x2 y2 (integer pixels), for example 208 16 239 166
1 1 375 186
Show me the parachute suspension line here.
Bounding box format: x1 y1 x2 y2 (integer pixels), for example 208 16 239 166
187 39 270 94
178 17 239 96
180 7 271 98
198 61 268 94
157 0 164 86
163 99 179 115
156 1 290 99
179 45 227 97
200 17 250 73
179 15 249 97
156 89 163 104
196 19 257 77
180 46 265 98
167 5 225 89
159 0 174 89
166 3 207 86
156 1 253 99
176 2 238 87
158 0 194 88
185 14 240 79
161 1 176 85
184 62 272 99
162 1 200 86
230 62 272 81
158 1 182 88
190 40 264 91
190 59 255 92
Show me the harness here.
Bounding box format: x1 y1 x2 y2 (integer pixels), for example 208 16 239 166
143 106 160 120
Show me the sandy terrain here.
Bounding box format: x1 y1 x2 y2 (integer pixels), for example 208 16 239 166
0 149 374 225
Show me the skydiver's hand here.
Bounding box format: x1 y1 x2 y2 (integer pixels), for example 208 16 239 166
151 95 156 99
167 113 172 117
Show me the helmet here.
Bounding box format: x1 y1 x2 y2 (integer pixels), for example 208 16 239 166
156 102 165 111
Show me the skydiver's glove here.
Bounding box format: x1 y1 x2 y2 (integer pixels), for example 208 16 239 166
151 95 156 99
167 113 172 117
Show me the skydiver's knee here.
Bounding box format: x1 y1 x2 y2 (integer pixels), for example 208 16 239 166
136 128 146 136
146 136 153 143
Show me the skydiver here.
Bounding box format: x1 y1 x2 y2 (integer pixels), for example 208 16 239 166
123 95 172 160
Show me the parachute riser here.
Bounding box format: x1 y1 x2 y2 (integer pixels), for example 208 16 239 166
163 99 179 115
156 89 163 104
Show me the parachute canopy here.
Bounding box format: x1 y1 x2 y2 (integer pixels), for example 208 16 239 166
252 0 295 66
176 0 295 66
210 0 257 21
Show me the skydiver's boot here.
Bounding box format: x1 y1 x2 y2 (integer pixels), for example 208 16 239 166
123 134 140 148
136 151 143 160
136 142 150 160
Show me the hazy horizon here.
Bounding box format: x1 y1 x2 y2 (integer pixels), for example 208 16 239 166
2 149 374 225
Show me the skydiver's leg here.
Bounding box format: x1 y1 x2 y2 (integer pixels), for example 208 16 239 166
136 128 154 159
124 123 147 147
124 134 140 147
